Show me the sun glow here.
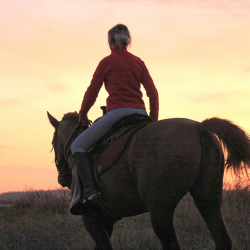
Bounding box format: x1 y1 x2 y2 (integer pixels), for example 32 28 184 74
1 0 250 193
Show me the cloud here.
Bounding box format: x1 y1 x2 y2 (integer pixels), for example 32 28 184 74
193 92 232 103
179 91 250 104
0 145 18 150
0 99 26 107
244 66 250 72
0 78 70 109
0 93 39 107
21 73 71 94
45 81 70 93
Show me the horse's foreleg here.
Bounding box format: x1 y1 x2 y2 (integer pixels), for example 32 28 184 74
93 223 114 250
82 215 113 250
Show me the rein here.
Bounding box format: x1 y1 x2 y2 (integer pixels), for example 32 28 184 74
51 121 91 175
50 118 90 190
64 123 82 163
63 120 92 170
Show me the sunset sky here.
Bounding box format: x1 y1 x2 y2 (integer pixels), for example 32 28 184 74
1 0 250 193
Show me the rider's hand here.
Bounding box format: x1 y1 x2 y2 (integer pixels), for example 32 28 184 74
79 115 89 127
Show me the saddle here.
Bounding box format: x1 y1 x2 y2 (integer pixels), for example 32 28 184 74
89 114 153 179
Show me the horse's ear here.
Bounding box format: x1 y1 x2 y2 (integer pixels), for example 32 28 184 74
47 112 59 128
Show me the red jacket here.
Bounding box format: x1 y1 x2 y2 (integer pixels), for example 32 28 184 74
79 48 159 121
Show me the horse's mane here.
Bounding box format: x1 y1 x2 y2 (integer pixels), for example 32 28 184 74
62 112 79 124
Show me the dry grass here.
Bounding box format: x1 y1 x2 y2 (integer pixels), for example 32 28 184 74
0 182 249 250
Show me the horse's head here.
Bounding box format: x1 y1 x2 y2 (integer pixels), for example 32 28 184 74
47 111 84 190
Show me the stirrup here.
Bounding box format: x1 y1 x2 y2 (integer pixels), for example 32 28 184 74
70 185 85 215
70 189 102 215
86 192 102 204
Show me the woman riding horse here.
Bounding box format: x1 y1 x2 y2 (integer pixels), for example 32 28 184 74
70 24 159 215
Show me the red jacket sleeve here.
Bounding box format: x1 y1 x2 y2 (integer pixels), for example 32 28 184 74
141 63 159 121
79 62 104 118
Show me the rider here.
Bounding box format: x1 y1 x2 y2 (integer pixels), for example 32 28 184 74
70 24 159 215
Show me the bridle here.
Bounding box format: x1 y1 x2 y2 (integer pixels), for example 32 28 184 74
51 120 92 175
63 123 85 168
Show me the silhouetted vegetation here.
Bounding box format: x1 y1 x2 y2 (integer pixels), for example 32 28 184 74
0 182 249 249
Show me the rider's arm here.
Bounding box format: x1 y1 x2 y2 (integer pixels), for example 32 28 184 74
141 63 159 121
79 62 105 119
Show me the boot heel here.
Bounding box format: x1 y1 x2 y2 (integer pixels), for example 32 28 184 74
70 185 85 215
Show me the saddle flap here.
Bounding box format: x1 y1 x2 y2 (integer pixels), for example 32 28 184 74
96 126 142 176
90 114 153 178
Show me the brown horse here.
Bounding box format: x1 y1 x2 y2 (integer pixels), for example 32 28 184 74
48 111 250 250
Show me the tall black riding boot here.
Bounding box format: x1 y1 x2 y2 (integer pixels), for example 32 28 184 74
70 152 101 215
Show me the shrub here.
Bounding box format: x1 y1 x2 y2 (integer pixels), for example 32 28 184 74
13 187 71 215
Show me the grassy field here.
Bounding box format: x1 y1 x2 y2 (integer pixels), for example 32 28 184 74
0 181 249 250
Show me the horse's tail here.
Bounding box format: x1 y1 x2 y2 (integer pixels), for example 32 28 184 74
201 117 250 177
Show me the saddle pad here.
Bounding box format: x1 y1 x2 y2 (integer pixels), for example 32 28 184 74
95 126 143 176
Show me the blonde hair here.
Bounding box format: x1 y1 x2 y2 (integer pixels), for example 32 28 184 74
108 24 131 49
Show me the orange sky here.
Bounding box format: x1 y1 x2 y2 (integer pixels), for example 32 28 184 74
1 0 250 193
